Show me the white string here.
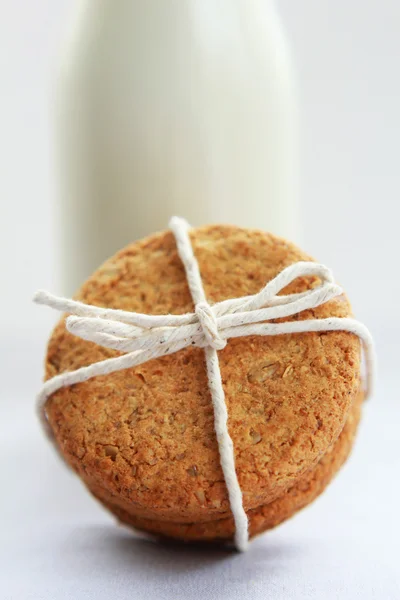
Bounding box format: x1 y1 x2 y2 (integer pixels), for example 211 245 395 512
169 217 248 551
34 216 376 551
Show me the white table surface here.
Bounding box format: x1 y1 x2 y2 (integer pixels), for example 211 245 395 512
1 338 399 600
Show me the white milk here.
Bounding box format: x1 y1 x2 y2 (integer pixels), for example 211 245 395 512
57 0 299 293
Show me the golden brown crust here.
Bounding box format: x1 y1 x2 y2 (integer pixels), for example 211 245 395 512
93 389 363 543
44 225 361 525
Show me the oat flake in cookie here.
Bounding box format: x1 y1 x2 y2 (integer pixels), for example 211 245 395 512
35 220 375 550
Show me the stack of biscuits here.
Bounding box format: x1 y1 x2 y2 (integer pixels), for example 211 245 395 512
42 225 362 543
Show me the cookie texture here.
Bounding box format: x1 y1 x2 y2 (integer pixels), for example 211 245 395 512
44 225 362 537
91 388 363 542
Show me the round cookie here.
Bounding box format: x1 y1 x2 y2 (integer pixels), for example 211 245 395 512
44 225 362 537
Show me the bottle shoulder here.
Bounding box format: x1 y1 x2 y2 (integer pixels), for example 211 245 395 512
59 1 294 80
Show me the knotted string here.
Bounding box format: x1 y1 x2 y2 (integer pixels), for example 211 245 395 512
34 217 376 551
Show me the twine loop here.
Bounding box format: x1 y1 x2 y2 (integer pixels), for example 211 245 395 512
195 302 227 350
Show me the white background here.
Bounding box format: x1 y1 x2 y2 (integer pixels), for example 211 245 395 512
1 1 399 599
